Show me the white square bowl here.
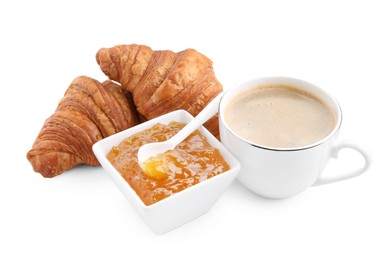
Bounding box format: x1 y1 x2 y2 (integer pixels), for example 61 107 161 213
92 110 240 234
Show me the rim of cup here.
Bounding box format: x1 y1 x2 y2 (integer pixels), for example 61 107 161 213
219 76 343 152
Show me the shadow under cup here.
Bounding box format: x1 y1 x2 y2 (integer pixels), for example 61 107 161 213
218 77 343 199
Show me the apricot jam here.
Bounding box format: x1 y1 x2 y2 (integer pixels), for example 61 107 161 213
106 122 229 206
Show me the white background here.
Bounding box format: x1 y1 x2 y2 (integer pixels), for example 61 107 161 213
1 0 388 259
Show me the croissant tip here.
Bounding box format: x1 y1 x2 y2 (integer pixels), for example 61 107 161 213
95 47 120 81
27 153 62 178
95 48 104 65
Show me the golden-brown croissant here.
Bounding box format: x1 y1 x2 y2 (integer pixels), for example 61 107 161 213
27 76 139 178
96 44 222 137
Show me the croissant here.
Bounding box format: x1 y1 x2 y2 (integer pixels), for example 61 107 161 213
27 76 139 178
96 44 222 137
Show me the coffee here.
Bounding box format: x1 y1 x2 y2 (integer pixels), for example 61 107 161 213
224 84 337 148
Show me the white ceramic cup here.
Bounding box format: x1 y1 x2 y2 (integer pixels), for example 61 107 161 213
219 77 372 199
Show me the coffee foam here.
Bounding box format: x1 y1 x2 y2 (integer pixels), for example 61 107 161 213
224 84 337 148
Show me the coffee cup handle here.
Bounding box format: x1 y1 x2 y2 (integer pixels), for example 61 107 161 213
313 140 372 186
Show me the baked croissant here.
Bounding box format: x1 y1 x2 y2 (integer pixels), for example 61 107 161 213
96 44 222 137
27 76 139 178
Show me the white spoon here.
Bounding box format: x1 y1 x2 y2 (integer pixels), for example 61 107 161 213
137 92 224 167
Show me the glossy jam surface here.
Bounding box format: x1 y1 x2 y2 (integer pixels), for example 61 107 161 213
106 122 229 206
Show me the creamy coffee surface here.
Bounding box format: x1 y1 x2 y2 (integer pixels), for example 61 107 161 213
224 84 337 148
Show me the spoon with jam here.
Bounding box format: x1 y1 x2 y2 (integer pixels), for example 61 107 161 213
138 92 224 178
